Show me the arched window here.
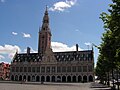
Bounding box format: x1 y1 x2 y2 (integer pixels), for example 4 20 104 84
41 76 45 82
15 75 18 81
83 75 87 82
23 75 26 81
62 76 66 82
19 75 22 81
57 76 61 82
27 75 31 81
36 76 40 82
51 76 55 82
89 75 93 82
46 76 50 82
72 76 76 82
11 75 14 81
67 76 71 82
78 75 82 82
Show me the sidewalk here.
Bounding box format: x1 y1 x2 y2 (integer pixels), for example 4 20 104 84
0 81 89 86
90 82 111 90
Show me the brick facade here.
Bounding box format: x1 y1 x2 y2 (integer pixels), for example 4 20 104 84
0 62 10 80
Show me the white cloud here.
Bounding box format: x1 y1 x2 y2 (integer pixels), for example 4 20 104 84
49 0 77 12
12 32 18 35
0 55 5 60
0 44 21 59
1 0 5 3
0 45 21 54
84 42 91 46
23 42 82 53
22 33 31 38
51 42 82 52
0 42 83 63
84 42 92 50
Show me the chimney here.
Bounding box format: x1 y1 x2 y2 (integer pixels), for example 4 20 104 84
76 44 78 51
27 47 30 55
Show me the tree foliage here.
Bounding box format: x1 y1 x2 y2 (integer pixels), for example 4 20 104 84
96 0 120 83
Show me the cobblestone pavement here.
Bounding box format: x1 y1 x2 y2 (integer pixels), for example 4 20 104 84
0 81 111 90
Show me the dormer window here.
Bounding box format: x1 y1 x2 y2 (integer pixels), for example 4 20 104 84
39 59 41 61
57 55 59 58
67 55 69 58
59 58 61 61
69 58 70 61
37 56 39 59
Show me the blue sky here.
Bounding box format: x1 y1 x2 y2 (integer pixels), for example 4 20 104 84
0 0 112 65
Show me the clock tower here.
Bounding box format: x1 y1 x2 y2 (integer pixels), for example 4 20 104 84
38 6 52 54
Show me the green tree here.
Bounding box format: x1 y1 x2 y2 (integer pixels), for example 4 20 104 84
95 54 107 84
96 0 120 87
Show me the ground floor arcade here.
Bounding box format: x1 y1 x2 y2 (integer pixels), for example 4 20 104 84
10 74 94 82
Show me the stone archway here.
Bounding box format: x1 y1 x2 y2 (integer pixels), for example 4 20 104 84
32 75 35 81
78 75 82 82
36 76 40 82
41 76 45 82
67 76 71 82
57 76 61 82
72 76 76 82
83 75 87 82
19 75 22 81
62 76 66 82
11 75 14 81
51 76 55 82
15 75 18 81
27 75 31 81
46 76 50 82
23 75 26 81
89 75 93 82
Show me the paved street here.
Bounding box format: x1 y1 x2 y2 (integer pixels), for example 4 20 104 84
0 81 111 90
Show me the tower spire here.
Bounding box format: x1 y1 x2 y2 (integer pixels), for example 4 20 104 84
45 5 48 12
38 7 52 54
